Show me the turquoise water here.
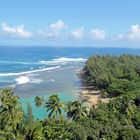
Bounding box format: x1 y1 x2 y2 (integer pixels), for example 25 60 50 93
20 91 78 119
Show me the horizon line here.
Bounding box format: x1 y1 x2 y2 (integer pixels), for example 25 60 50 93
0 45 140 49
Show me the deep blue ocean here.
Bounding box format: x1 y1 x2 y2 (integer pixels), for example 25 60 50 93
0 46 140 119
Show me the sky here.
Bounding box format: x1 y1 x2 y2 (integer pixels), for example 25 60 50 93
0 0 140 48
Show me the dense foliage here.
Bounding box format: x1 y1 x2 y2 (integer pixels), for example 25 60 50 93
0 55 140 140
82 55 140 96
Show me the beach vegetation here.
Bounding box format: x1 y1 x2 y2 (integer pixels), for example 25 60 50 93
0 55 140 139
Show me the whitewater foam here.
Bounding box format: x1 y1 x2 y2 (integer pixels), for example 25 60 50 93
30 78 43 84
0 60 38 65
0 66 61 77
15 76 30 84
40 57 87 65
53 57 87 62
0 57 86 67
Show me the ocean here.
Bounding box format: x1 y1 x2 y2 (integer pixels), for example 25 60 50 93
0 46 140 119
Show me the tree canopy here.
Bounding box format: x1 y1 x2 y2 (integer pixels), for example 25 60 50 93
0 54 140 140
82 55 140 96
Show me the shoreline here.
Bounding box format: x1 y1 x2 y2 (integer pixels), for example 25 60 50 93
79 86 110 106
77 69 111 106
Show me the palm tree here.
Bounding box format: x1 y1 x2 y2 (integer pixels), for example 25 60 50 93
66 101 89 120
0 89 23 138
34 96 44 107
44 95 64 120
0 131 16 140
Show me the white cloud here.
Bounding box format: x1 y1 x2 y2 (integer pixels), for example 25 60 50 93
116 24 140 41
39 20 67 38
1 23 32 38
50 20 67 32
3 21 139 44
91 28 106 40
70 26 84 39
127 24 140 40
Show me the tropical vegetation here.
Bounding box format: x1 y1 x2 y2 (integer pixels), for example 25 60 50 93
0 54 140 140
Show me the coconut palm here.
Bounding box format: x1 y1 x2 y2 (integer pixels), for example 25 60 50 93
44 95 64 120
0 131 16 140
0 89 23 138
34 96 44 107
66 101 89 120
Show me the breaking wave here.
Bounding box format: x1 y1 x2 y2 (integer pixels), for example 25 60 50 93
0 66 61 77
0 57 86 66
40 57 87 65
15 76 30 84
15 76 43 85
0 60 37 65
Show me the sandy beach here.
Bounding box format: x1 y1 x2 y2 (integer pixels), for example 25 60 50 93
79 86 110 106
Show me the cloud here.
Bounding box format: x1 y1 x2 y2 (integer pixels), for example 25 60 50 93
91 28 106 40
115 24 140 41
70 26 84 39
1 23 32 38
2 21 139 45
39 20 67 38
49 20 67 32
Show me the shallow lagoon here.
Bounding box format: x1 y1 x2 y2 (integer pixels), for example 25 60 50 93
16 65 82 119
